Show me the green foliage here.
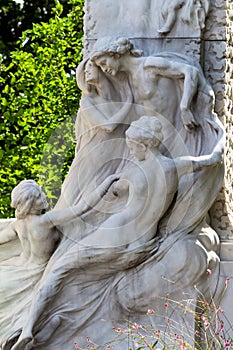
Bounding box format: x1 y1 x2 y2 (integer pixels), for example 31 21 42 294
0 0 84 217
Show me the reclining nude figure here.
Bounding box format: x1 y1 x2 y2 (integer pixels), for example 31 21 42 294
11 115 223 350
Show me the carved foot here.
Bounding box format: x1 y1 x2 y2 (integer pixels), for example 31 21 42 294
158 26 171 34
2 329 22 350
181 109 198 131
11 337 32 350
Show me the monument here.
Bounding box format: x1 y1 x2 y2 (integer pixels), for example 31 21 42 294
0 1 232 349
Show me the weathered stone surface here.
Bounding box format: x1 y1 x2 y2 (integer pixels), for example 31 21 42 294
1 1 233 349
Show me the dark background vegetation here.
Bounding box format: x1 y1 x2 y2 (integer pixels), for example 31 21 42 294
0 0 84 217
0 0 74 58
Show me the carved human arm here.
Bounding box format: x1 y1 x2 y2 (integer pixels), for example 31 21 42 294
0 222 17 244
80 81 132 133
103 81 133 132
80 96 109 125
145 57 199 130
40 174 120 227
174 150 223 177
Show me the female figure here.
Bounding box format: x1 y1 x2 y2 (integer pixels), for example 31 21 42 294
90 37 224 235
6 40 224 350
0 176 118 345
56 59 133 209
11 116 222 350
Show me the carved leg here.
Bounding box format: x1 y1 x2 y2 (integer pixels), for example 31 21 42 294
158 12 177 34
34 315 62 343
158 0 185 34
11 250 77 348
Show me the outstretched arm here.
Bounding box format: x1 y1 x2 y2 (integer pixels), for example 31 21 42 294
40 174 120 227
175 150 223 177
0 222 17 244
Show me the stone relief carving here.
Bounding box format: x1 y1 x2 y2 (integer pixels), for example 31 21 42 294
85 0 210 40
158 0 210 34
0 36 225 349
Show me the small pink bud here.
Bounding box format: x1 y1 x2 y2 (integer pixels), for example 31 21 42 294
225 277 230 287
147 309 155 315
207 269 212 275
164 302 169 308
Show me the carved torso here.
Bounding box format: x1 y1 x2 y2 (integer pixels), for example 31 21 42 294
126 59 179 120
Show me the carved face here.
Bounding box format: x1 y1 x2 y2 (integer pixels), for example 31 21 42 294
85 60 99 84
126 138 147 161
33 191 49 212
94 55 120 76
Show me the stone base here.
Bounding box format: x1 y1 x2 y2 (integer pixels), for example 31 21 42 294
218 247 233 339
220 241 233 261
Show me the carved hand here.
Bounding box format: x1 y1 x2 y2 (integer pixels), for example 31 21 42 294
181 108 198 131
96 174 121 197
100 123 115 133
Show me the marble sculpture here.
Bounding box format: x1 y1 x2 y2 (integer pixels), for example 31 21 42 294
0 1 226 349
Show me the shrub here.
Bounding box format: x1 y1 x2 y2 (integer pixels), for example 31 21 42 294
0 0 84 217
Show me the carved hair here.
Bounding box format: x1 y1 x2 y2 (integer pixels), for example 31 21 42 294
91 37 143 61
11 180 48 219
76 58 91 94
76 57 123 101
126 115 164 148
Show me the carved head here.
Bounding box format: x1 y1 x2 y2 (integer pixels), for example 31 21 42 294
76 58 99 93
126 116 164 159
11 180 49 219
91 37 142 75
84 60 99 84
